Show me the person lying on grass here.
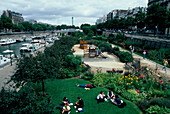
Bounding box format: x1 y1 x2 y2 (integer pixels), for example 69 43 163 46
76 84 95 90
97 91 107 104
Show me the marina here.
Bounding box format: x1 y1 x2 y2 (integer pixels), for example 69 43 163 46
0 33 59 68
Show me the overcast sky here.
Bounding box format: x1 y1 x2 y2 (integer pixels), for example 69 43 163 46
0 0 148 26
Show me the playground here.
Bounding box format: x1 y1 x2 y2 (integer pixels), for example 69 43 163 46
72 41 125 73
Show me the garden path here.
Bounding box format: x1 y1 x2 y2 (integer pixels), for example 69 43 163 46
111 44 170 79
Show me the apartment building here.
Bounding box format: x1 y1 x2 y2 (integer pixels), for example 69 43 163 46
2 10 24 25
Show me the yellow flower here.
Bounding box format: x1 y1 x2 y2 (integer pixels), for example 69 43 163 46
123 88 125 89
138 84 139 85
136 81 138 82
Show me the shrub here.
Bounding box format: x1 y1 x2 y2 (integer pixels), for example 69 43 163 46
83 69 94 80
91 73 115 87
118 51 133 63
149 98 170 108
121 90 139 101
98 42 112 52
146 105 170 114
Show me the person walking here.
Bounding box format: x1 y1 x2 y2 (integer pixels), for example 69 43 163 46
162 59 168 73
143 50 146 59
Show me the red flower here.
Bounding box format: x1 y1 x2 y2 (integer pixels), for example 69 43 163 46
165 88 167 89
136 89 140 93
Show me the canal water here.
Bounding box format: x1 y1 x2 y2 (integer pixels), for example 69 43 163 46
0 41 31 57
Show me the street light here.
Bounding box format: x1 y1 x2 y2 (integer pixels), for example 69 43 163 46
8 45 12 66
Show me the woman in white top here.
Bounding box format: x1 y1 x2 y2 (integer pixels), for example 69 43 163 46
107 90 115 99
97 91 106 104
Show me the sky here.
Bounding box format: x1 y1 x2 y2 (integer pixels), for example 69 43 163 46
0 0 148 26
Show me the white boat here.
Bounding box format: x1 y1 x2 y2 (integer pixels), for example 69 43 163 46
3 50 15 59
0 38 16 45
46 38 54 43
0 55 10 68
20 43 32 52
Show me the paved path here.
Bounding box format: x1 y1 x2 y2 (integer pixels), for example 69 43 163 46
0 43 53 90
111 44 170 78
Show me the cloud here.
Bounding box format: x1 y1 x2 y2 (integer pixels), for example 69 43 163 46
0 0 148 26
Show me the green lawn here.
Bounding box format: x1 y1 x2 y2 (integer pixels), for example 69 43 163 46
45 79 142 114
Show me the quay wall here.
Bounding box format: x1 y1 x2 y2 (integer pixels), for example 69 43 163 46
103 31 170 49
0 31 52 40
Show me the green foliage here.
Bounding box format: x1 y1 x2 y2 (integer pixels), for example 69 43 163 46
118 51 133 63
149 98 170 108
83 69 94 80
92 73 116 87
1 15 13 30
146 105 170 114
0 85 54 113
121 90 139 102
98 42 112 52
116 33 125 41
146 3 168 33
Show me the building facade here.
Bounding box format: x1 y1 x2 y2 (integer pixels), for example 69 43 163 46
2 10 24 25
148 0 170 10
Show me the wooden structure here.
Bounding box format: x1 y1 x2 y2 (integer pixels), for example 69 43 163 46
80 40 88 49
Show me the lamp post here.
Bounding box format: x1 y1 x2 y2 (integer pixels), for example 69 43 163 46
8 45 12 66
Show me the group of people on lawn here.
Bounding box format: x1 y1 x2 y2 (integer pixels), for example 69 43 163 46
97 91 122 105
59 84 123 113
60 97 84 114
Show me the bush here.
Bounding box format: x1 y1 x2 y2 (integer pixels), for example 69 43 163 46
118 51 133 63
98 42 112 52
146 105 170 114
149 98 170 108
83 70 94 80
121 90 139 101
92 73 115 87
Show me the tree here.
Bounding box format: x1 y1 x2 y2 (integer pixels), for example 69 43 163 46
146 3 168 34
80 24 90 29
134 11 146 31
1 15 13 32
20 22 32 31
0 85 54 113
82 26 91 35
90 25 97 35
10 53 59 96
125 16 135 31
0 20 3 31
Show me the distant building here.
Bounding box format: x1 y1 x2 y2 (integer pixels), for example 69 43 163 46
28 19 37 24
126 7 147 18
96 15 107 25
2 10 24 25
148 0 170 10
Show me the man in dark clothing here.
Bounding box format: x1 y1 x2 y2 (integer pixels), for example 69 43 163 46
115 95 121 105
75 97 84 109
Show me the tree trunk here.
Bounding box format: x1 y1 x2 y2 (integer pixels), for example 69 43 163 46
42 79 45 97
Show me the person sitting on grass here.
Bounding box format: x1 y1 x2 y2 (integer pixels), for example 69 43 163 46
76 84 95 90
107 90 115 99
74 97 84 110
61 103 71 114
111 95 122 105
97 91 107 104
62 97 70 105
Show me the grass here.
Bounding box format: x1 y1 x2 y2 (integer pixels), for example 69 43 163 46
44 79 142 114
